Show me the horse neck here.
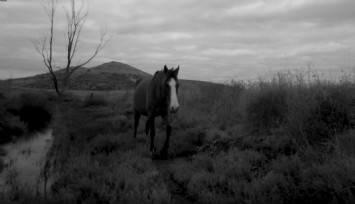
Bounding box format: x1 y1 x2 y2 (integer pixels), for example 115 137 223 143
150 72 167 101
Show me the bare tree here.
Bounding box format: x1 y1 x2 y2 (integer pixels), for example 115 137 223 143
34 0 106 97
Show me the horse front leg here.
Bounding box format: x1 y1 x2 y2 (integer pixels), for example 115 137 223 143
145 120 150 135
148 116 156 152
133 110 140 138
160 115 172 157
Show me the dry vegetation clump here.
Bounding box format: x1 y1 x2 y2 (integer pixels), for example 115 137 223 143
177 80 244 130
242 72 354 145
286 82 353 145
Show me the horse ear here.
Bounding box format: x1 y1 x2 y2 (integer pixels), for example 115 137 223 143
164 65 168 74
173 66 180 76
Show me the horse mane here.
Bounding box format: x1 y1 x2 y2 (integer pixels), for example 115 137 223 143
135 78 143 88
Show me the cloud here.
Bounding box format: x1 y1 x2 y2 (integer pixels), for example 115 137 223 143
0 0 354 81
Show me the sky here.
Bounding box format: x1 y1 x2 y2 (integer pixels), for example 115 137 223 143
0 0 355 82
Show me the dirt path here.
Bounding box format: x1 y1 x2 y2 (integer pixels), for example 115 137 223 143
153 156 195 204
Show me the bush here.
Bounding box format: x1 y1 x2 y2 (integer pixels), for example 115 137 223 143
242 72 354 145
0 92 53 143
296 157 355 204
0 114 27 144
239 134 297 159
8 92 52 133
286 83 353 145
244 82 288 132
178 81 244 129
169 148 268 203
168 128 205 157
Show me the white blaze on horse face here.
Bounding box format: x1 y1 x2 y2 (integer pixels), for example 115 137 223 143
168 79 179 113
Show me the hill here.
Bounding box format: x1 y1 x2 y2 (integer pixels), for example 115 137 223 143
8 62 222 91
10 61 151 91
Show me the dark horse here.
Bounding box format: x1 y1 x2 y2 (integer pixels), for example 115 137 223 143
133 65 180 156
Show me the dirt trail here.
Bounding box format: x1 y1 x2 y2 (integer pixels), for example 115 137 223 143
153 156 195 204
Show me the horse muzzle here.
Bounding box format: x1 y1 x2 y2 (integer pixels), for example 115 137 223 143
169 106 180 114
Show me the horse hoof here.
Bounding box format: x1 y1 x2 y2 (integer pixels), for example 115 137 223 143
160 149 168 158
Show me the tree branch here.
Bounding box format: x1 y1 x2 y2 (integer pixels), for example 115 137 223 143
72 29 107 70
33 0 107 96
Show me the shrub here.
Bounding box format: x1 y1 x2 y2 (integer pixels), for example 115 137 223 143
286 83 353 145
244 82 288 132
296 157 355 204
178 81 244 129
168 128 205 157
238 134 297 159
8 92 52 133
242 72 354 145
172 148 268 203
0 114 27 143
0 92 52 143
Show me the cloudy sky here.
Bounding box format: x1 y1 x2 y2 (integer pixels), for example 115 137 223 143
0 0 354 82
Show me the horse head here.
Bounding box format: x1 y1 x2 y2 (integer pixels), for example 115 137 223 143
162 65 180 114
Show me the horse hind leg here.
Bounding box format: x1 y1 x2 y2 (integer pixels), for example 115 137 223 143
133 110 141 138
149 117 156 152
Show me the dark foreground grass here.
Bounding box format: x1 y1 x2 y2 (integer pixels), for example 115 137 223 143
0 91 54 144
1 70 355 203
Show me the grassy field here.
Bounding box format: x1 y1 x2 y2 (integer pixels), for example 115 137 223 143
1 70 355 203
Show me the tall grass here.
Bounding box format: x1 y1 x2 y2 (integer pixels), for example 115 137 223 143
169 69 355 203
241 71 354 145
177 80 244 130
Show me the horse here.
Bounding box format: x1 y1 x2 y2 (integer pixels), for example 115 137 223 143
133 65 180 157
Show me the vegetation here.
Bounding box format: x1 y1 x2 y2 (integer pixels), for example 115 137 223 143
1 70 355 203
0 91 54 144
